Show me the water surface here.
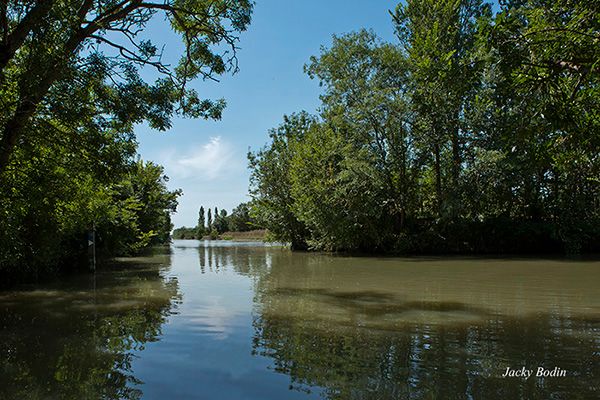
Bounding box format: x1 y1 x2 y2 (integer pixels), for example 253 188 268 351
1 240 599 399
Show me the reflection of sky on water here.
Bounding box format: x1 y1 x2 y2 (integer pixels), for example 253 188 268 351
186 296 235 339
130 244 314 399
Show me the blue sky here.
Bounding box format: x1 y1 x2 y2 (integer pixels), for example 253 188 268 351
135 0 400 228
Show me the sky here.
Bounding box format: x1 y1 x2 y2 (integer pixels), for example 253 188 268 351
135 0 401 228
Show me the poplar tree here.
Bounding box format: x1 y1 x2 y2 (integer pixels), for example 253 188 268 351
197 206 206 237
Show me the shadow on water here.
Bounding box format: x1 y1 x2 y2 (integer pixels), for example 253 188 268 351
0 248 181 400
267 288 493 319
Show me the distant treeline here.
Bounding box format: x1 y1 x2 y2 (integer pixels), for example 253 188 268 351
172 203 260 240
248 0 600 254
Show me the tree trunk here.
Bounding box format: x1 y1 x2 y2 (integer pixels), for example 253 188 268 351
434 141 442 217
0 100 38 171
0 13 95 174
451 110 460 186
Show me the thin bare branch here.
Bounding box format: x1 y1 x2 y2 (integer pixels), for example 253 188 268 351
90 34 170 74
77 0 94 20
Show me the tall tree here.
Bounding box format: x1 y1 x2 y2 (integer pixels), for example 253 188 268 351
198 206 206 229
250 1 599 254
478 0 600 251
213 208 229 233
0 0 253 278
197 205 206 237
229 202 254 231
393 0 491 217
305 29 414 233
248 112 314 250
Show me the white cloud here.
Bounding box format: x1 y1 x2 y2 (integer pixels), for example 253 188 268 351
160 136 241 181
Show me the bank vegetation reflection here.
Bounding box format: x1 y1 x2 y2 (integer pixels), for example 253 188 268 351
0 247 181 400
229 250 600 399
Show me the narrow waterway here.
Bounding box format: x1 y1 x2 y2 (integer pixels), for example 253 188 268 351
1 240 599 399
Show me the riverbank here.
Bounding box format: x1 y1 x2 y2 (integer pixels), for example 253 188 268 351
219 229 267 241
177 229 268 241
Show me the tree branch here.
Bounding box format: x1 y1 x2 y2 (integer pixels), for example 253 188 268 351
90 34 170 74
0 0 57 73
1 1 8 44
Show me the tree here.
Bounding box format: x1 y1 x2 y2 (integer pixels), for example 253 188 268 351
248 112 314 250
0 104 137 277
229 202 254 231
97 159 181 255
478 0 600 251
197 206 206 238
305 29 414 236
198 206 206 229
207 208 213 230
249 1 598 254
288 122 390 251
172 226 197 239
213 208 229 233
0 0 253 173
0 1 253 281
0 152 180 281
393 0 492 218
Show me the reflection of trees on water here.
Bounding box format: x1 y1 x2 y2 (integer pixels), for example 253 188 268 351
253 310 600 399
249 252 600 399
0 247 181 400
196 244 276 277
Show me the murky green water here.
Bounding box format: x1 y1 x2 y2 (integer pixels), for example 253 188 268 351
1 240 599 399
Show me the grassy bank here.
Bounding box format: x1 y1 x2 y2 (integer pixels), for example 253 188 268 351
217 229 267 241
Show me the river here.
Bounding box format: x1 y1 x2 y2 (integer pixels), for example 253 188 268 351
1 240 599 399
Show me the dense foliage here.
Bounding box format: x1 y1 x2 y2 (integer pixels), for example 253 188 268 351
249 0 600 254
0 151 180 283
0 0 253 283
